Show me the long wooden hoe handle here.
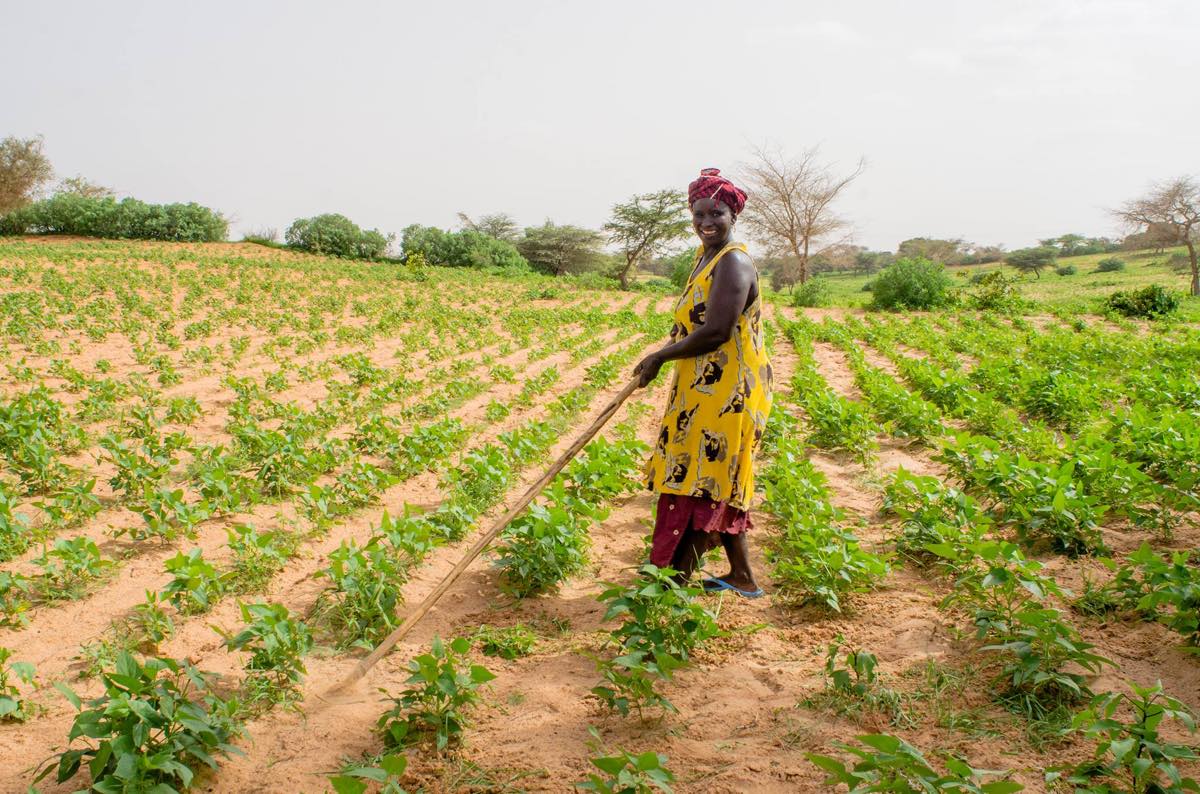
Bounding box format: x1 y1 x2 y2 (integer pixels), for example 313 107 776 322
328 376 642 694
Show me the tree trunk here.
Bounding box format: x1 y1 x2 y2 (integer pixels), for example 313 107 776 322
800 236 811 285
618 254 634 290
1188 240 1199 297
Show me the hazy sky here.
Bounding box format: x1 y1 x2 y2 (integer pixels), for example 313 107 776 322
4 0 1197 252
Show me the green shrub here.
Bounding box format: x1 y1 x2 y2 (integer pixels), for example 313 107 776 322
965 271 1027 313
791 278 832 308
377 636 495 751
577 743 676 793
1096 257 1126 273
285 214 393 259
869 258 955 310
37 653 243 792
401 224 527 269
1104 284 1181 318
0 194 227 241
1055 264 1077 276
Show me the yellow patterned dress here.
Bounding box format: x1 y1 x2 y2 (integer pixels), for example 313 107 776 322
645 242 773 512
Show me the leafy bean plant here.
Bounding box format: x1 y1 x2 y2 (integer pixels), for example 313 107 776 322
882 467 990 563
802 636 910 727
329 754 409 794
37 653 244 793
473 623 537 660
591 565 720 718
1047 681 1198 794
0 646 36 722
1084 542 1200 646
161 548 230 615
759 413 889 611
312 535 407 649
577 746 676 793
807 733 1023 793
218 601 313 712
35 536 112 600
376 636 496 752
936 540 1111 719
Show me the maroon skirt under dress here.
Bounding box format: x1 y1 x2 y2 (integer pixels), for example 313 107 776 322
649 492 752 569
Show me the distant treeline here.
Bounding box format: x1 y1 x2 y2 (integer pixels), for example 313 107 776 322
0 194 227 242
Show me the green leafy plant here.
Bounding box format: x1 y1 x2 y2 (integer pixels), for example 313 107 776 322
473 624 537 660
1105 284 1182 319
35 536 112 600
218 601 314 712
802 636 910 727
376 636 496 751
0 646 36 722
161 548 230 615
225 523 296 594
591 565 719 717
577 745 676 793
1048 681 1198 794
807 733 1023 793
312 536 407 649
329 754 409 794
36 653 244 792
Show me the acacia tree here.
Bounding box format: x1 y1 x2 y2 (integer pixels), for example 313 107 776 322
604 189 691 289
739 144 864 287
56 175 114 199
1005 246 1057 279
456 211 519 242
1113 177 1200 296
0 135 54 214
517 221 605 276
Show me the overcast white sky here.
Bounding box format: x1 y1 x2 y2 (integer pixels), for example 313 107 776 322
4 0 1197 251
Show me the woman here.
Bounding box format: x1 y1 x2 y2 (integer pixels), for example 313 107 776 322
634 168 772 598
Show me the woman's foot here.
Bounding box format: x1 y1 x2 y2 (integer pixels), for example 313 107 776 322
704 570 758 592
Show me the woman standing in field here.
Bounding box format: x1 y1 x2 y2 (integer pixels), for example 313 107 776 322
634 168 772 598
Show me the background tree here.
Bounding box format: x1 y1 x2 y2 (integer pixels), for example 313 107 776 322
456 211 519 242
1113 176 1199 296
1005 245 1057 279
0 135 54 214
603 189 690 289
739 144 864 287
896 237 968 265
517 221 605 276
56 175 114 199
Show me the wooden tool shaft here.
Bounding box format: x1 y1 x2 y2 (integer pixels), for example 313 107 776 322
335 376 641 690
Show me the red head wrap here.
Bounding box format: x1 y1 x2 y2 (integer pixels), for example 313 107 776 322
687 167 747 216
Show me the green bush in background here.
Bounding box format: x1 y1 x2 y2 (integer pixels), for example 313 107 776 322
0 194 227 241
869 257 955 310
1096 257 1126 273
285 214 392 259
791 277 832 308
401 224 526 269
1104 284 1180 318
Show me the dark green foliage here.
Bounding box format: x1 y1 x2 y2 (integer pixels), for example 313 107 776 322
807 733 1023 793
965 271 1028 313
285 213 392 259
0 647 35 722
37 653 243 792
1048 682 1198 794
869 257 955 310
400 224 527 269
473 624 537 660
0 194 227 241
591 565 720 717
1005 246 1057 279
1096 256 1126 273
377 636 495 751
1056 264 1077 276
1104 284 1181 318
791 277 832 307
577 743 676 793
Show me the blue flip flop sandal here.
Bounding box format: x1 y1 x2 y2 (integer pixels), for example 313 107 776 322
701 577 765 599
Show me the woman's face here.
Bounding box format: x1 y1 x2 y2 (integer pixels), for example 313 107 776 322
692 197 734 245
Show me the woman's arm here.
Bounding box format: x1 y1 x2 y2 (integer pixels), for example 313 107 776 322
634 250 754 387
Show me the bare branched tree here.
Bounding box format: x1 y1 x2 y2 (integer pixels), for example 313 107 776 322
456 211 519 242
1112 176 1200 296
738 144 864 287
0 135 54 214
